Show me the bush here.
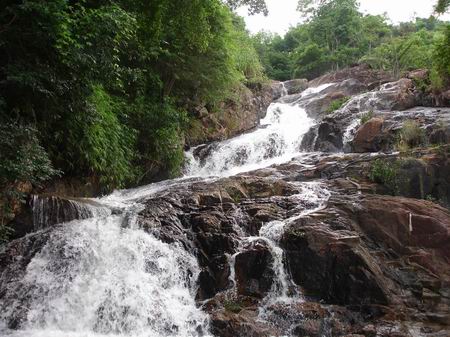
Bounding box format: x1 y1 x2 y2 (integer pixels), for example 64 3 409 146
0 123 59 242
326 96 350 113
397 120 426 151
431 24 450 89
79 85 137 190
126 97 187 183
368 159 400 195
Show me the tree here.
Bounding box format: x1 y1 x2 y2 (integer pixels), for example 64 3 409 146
224 0 268 14
0 0 265 189
435 0 450 13
360 30 435 78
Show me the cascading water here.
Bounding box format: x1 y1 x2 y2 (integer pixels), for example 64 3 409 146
1 201 211 337
185 84 333 177
1 82 336 337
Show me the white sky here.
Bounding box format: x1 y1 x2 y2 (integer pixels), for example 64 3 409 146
237 0 450 35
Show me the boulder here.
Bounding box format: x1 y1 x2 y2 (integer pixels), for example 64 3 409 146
282 79 308 95
234 239 274 298
352 117 385 152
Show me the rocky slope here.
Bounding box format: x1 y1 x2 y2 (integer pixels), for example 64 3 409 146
185 80 304 147
1 65 449 337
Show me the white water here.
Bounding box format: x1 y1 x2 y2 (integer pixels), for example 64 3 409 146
1 83 337 337
31 195 112 230
1 212 210 337
185 84 333 177
225 182 331 320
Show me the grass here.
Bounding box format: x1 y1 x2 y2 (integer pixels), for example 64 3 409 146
396 120 426 152
326 96 350 114
368 159 401 195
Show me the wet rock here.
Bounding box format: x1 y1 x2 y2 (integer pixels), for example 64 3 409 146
282 216 389 306
300 78 366 117
352 117 385 152
357 196 450 260
314 119 344 152
209 309 278 337
9 194 110 239
234 239 274 298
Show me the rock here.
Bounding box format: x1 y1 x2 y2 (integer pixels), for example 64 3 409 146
234 239 274 298
185 83 277 147
309 64 394 87
9 194 110 240
407 69 429 82
281 216 389 306
357 196 450 260
300 78 366 117
282 79 308 95
313 119 344 152
352 117 385 152
209 309 278 337
382 78 417 111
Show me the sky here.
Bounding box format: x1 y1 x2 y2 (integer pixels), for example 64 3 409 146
237 0 450 35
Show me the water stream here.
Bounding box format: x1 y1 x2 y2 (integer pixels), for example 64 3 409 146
0 83 338 337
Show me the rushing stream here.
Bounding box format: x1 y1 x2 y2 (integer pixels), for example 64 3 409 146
0 83 337 337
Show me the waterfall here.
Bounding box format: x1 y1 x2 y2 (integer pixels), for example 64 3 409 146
1 213 210 337
31 195 112 231
1 83 335 337
185 84 333 178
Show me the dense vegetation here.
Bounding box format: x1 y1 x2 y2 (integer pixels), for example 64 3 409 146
0 0 264 189
252 0 450 85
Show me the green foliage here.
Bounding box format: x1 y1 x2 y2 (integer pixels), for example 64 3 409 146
253 1 448 82
360 110 374 124
361 29 437 78
431 24 450 89
223 300 243 313
0 0 264 192
326 96 350 113
225 0 268 15
397 120 426 151
368 159 400 195
251 32 294 81
435 0 450 13
230 16 266 86
0 124 59 242
80 85 137 189
0 124 59 186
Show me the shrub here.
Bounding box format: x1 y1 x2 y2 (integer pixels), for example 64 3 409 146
368 159 400 195
431 24 450 90
0 123 59 242
126 97 187 183
397 120 426 151
326 96 350 114
79 85 137 190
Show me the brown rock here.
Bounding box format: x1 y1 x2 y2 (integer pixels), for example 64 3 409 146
352 117 384 152
309 64 393 87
